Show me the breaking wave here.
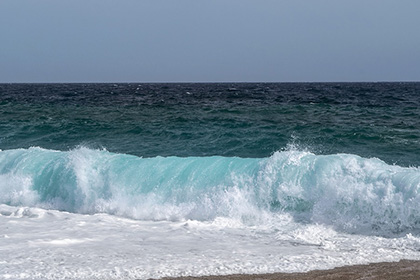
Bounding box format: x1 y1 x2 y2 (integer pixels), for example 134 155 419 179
1 147 419 235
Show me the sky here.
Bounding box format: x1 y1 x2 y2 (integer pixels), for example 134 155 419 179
0 0 419 83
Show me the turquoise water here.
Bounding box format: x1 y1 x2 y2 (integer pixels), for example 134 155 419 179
0 83 419 236
1 146 419 236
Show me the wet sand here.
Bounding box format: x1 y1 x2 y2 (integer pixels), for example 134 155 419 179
161 259 420 280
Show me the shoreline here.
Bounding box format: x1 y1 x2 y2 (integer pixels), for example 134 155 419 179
161 260 420 280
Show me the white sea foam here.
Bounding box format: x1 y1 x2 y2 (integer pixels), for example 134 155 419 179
1 204 420 279
1 147 420 278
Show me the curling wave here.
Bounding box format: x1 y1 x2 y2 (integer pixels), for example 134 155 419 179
0 147 419 235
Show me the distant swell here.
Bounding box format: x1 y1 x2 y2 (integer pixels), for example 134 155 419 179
1 147 419 235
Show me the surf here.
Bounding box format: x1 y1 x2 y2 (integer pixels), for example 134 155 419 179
0 146 419 235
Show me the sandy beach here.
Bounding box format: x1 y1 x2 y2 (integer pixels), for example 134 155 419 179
162 260 420 280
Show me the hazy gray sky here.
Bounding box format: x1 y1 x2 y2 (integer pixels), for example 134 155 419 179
1 0 419 82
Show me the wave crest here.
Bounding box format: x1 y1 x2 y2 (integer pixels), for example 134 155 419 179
0 147 419 235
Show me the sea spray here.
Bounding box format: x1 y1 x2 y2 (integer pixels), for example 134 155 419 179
0 146 419 235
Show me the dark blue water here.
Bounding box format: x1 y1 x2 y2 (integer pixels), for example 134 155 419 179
1 83 419 166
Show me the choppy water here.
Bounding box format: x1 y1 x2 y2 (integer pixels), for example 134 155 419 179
1 83 419 165
1 83 420 279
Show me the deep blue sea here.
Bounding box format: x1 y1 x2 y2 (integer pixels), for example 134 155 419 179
1 83 420 279
1 83 419 165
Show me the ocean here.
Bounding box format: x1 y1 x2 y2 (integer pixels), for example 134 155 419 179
1 83 420 279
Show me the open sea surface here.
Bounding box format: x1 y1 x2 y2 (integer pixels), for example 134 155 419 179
1 83 420 279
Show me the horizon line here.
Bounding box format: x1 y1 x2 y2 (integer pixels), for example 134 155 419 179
1 80 419 84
